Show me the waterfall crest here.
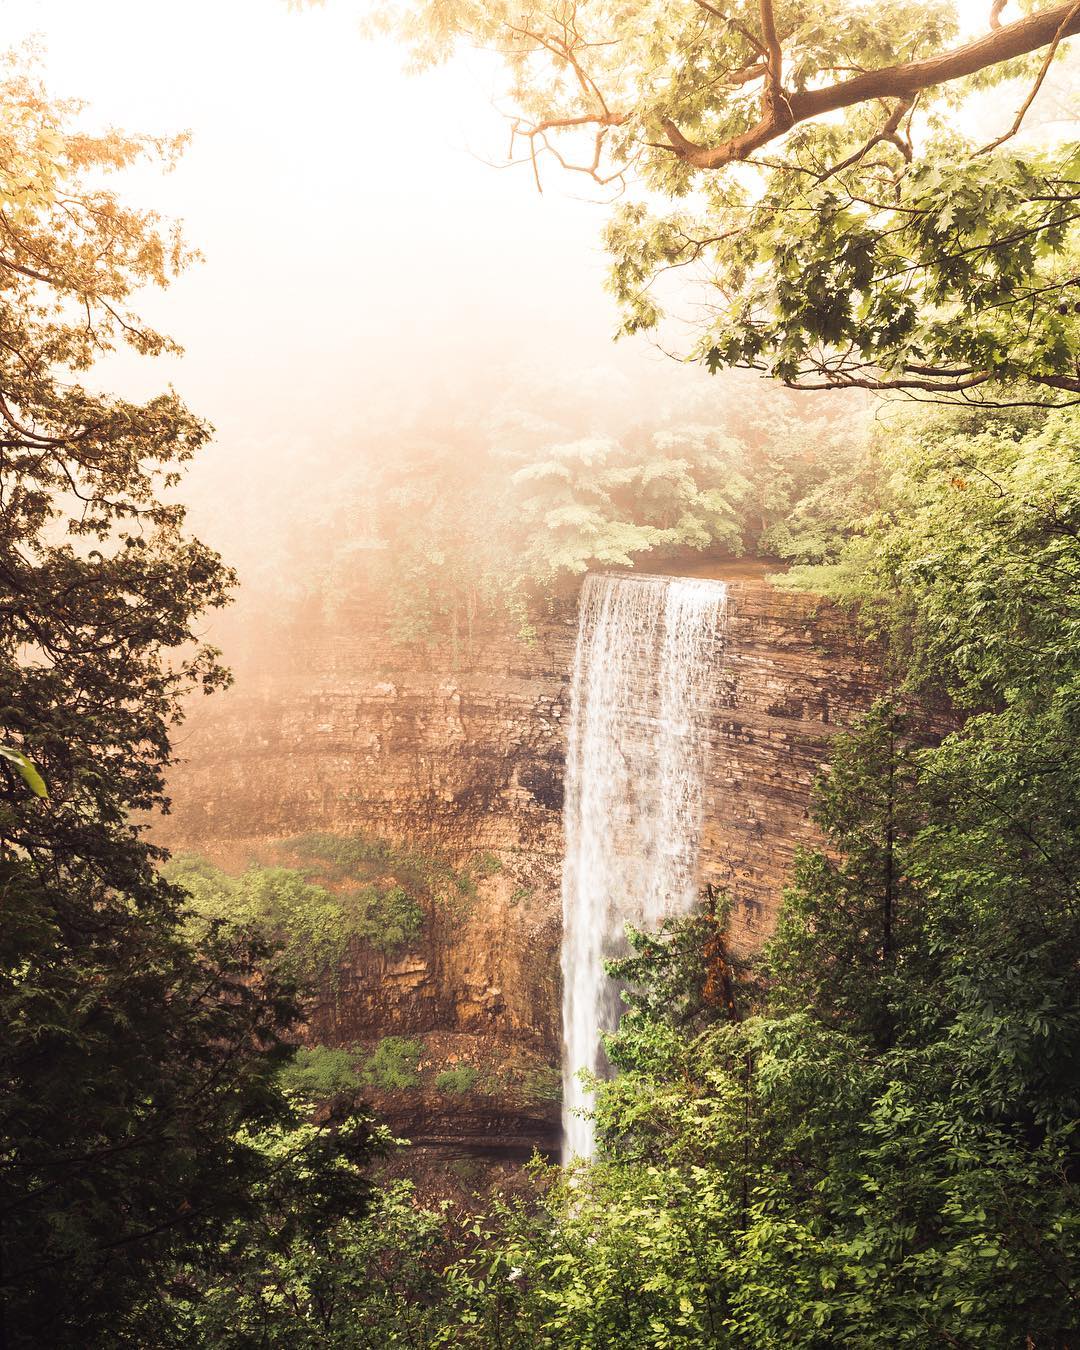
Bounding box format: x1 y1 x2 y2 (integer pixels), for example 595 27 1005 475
561 572 729 1160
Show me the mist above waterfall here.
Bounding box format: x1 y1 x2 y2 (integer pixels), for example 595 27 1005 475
561 574 729 1159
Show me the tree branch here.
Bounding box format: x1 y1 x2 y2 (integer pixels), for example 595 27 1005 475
816 97 914 181
976 0 1080 153
664 1 1080 168
692 0 767 57
758 0 783 98
728 61 769 86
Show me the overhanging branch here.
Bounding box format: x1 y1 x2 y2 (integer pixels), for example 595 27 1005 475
665 1 1080 168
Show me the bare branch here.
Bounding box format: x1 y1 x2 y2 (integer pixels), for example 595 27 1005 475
977 0 1080 153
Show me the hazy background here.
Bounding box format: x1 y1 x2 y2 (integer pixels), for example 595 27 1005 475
0 0 1060 637
2 0 702 565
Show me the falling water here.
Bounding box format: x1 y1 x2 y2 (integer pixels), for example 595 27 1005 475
561 572 729 1160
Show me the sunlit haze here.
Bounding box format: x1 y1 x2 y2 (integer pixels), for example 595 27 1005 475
3 0 689 582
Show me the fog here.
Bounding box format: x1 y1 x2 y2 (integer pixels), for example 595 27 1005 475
1 0 1042 644
3 0 714 577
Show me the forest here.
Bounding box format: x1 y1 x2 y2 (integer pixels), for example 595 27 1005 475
1 0 1078 1345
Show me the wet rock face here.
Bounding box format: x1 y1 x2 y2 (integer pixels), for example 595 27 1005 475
157 574 883 1050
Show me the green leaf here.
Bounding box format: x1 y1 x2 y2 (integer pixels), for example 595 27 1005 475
0 745 47 798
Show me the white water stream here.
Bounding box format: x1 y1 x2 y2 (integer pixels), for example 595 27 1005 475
560 572 729 1159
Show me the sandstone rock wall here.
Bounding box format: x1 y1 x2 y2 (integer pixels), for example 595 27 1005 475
156 569 885 1052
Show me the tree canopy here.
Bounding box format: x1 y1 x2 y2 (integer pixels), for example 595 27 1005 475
373 1 1079 402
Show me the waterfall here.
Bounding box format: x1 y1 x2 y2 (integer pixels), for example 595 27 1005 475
561 572 729 1160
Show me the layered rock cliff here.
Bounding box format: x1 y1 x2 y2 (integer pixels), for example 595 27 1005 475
158 563 883 1061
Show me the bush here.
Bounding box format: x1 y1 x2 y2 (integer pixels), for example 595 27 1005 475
164 856 425 987
362 1037 423 1091
358 883 423 952
521 1065 562 1103
289 832 476 910
279 1045 361 1101
164 857 348 984
435 1064 478 1095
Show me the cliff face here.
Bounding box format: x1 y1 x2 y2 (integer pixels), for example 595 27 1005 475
697 576 885 952
156 567 883 1061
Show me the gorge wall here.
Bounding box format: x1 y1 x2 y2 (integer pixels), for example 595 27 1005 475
156 563 886 1158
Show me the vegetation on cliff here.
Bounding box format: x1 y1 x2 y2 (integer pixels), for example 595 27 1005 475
164 853 426 980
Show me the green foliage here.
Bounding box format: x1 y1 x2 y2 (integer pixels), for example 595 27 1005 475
350 374 869 643
164 853 425 985
365 420 755 645
362 1037 424 1091
768 702 926 1049
518 1065 562 1104
302 395 1080 1346
279 1044 364 1101
434 1064 478 1094
369 882 426 948
289 829 475 912
0 60 347 1347
279 1038 432 1102
163 1111 393 1348
473 850 503 878
440 1161 737 1347
378 0 1080 403
688 147 1080 403
511 428 748 579
0 745 47 797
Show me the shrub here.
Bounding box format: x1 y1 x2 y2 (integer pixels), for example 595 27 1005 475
164 857 348 984
435 1064 478 1095
164 856 425 986
521 1066 562 1103
279 1045 361 1101
362 1037 423 1091
356 883 423 952
288 832 474 910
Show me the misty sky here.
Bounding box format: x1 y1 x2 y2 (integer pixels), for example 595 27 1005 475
5 0 641 398
1 0 1059 582
3 0 698 558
